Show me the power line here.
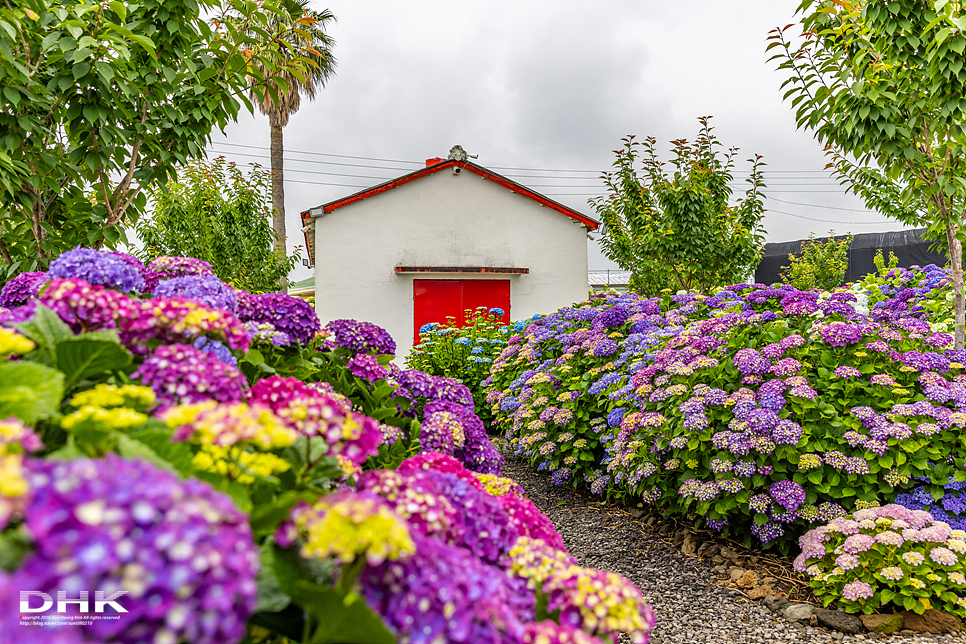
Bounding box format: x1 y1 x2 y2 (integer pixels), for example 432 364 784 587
212 141 423 166
767 196 875 213
764 208 886 225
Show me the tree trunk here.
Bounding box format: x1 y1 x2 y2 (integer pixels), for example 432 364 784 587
270 123 286 254
945 224 964 350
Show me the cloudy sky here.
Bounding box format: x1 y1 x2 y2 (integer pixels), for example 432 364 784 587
207 0 911 282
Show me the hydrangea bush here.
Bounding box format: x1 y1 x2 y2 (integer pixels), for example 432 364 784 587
485 266 963 551
796 504 966 616
0 248 657 643
407 306 512 421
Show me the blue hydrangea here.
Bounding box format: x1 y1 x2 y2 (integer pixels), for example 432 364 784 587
488 307 505 317
155 275 238 313
456 337 472 346
471 346 485 354
47 247 145 293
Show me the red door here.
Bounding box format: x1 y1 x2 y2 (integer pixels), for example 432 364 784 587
413 280 511 344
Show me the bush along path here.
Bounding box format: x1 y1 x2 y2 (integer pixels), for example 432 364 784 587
500 449 966 643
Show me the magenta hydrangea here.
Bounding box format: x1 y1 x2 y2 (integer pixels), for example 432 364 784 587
38 277 141 333
119 297 250 352
4 455 258 644
0 271 47 307
398 452 489 492
347 353 389 382
499 492 568 552
133 344 247 409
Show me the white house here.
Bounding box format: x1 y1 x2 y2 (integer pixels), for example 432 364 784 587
300 146 599 360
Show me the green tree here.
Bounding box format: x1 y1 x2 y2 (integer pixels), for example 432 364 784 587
590 117 767 295
138 157 299 292
769 0 966 348
0 0 318 280
780 231 853 291
246 0 337 252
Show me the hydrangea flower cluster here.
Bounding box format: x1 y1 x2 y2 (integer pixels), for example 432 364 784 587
0 456 258 644
47 247 145 292
293 490 415 565
164 400 297 483
133 344 247 409
145 255 215 290
796 504 966 616
246 375 382 464
154 275 238 312
120 297 250 352
0 271 46 307
325 318 397 356
39 277 140 332
237 291 320 345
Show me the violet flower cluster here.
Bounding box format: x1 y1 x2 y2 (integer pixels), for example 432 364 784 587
47 247 145 293
325 318 397 356
1 455 258 644
133 344 247 409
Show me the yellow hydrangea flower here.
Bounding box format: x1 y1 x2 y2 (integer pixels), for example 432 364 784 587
70 384 155 410
62 406 148 431
0 328 34 357
297 492 414 565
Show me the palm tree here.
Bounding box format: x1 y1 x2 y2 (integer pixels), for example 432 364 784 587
249 2 337 255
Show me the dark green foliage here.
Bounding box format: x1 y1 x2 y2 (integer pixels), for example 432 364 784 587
770 0 966 347
139 158 299 292
0 0 321 280
590 117 767 295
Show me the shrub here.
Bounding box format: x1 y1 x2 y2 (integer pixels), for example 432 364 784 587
780 232 852 291
406 306 512 424
796 504 966 616
0 247 656 644
485 272 963 552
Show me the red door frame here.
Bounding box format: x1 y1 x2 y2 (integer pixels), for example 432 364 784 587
413 279 511 344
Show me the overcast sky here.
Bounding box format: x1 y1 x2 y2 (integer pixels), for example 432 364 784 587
207 0 912 282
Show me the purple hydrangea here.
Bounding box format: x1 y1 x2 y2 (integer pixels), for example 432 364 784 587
733 348 771 376
0 271 47 307
592 305 629 329
133 344 247 409
145 255 215 291
593 337 619 357
325 318 396 356
430 376 475 407
48 247 145 293
5 455 258 644
154 275 238 313
820 323 864 347
769 480 806 512
360 535 531 643
237 292 320 346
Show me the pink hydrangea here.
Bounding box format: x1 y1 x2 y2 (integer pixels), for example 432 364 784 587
842 533 876 554
842 580 874 601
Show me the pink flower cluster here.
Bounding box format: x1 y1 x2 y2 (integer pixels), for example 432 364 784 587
119 297 250 352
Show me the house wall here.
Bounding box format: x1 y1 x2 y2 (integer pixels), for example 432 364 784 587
312 168 590 360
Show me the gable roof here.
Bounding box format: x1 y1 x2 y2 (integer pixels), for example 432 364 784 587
300 158 600 231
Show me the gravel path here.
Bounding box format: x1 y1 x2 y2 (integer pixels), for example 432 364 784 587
501 455 966 644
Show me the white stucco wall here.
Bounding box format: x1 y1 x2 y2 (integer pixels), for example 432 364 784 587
312 168 590 360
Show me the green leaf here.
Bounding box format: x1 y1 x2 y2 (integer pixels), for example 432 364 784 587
255 541 291 613
55 336 132 386
13 304 74 362
115 434 178 472
0 361 65 424
127 425 196 475
294 585 394 644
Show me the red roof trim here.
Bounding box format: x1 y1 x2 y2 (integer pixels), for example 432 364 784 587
308 159 599 231
395 266 529 274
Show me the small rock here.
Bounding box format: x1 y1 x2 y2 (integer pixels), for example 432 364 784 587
629 508 645 519
747 584 773 600
711 555 725 565
832 631 844 640
646 517 656 527
749 555 760 564
681 533 698 556
902 609 964 633
860 614 902 635
703 544 719 557
809 614 819 627
719 546 739 560
763 594 790 613
712 565 728 575
729 568 746 583
760 576 778 586
814 608 866 634
737 570 759 589
783 604 814 624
